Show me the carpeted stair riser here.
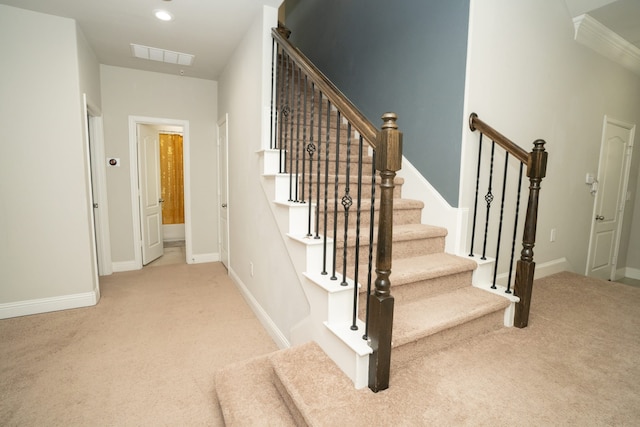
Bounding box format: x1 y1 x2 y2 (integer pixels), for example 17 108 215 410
320 198 423 231
271 374 309 426
282 147 379 177
297 174 404 201
302 226 447 286
276 124 369 150
214 354 299 426
390 310 505 369
358 270 474 314
278 152 374 177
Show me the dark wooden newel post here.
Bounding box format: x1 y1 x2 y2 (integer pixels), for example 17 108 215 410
514 139 547 328
368 113 402 392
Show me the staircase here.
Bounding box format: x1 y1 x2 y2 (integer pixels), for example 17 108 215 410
215 111 514 426
212 27 533 424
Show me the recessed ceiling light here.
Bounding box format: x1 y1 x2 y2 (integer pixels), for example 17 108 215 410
154 10 173 21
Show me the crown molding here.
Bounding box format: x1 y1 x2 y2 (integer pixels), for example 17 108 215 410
573 13 640 76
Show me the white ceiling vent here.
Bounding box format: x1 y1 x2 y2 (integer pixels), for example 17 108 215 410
130 43 194 66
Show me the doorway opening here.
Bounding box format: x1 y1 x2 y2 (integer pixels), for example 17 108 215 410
128 116 192 269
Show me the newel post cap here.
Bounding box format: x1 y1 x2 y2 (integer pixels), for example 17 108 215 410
376 113 403 172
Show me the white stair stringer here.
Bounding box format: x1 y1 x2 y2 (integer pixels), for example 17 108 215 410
259 148 372 389
468 254 519 327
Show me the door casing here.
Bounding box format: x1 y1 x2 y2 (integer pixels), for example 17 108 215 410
586 116 635 280
128 116 192 269
217 114 230 269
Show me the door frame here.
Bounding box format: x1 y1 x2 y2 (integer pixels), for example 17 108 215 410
83 94 112 282
586 115 635 280
128 116 192 269
217 114 230 268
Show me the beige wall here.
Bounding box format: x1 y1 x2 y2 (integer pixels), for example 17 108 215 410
0 5 97 307
461 0 640 277
100 65 218 265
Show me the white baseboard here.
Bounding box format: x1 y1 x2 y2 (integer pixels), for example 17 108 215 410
112 260 140 272
188 252 219 264
492 257 571 286
228 267 290 349
163 224 185 241
0 291 98 320
535 257 572 279
624 267 640 280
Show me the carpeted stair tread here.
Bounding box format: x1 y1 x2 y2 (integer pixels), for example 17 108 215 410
339 223 447 248
392 286 510 348
324 197 424 212
270 341 397 426
388 253 478 288
214 353 299 426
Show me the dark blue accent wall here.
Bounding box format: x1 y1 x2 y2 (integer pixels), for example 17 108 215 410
285 0 469 206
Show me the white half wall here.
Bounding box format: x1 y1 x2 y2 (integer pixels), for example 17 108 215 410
217 6 309 345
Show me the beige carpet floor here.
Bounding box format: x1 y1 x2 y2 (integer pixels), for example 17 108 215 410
0 262 278 426
2 265 639 426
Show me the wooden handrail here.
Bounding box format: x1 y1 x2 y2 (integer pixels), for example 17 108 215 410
469 113 528 164
272 27 379 147
468 112 548 329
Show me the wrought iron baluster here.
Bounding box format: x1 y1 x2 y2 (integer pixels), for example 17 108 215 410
507 162 524 294
330 109 340 280
293 65 302 202
469 133 483 257
481 141 496 260
276 49 284 154
343 124 357 331
314 92 323 240
321 99 331 275
492 152 510 289
280 54 291 174
287 61 295 200
363 148 376 341
340 119 351 286
306 82 316 236
269 39 276 149
300 75 308 204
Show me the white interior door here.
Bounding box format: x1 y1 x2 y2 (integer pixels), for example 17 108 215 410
587 118 635 280
217 115 229 268
138 124 164 265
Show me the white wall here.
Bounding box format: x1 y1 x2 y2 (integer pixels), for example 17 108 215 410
0 5 98 315
461 0 640 277
218 6 308 345
100 66 218 266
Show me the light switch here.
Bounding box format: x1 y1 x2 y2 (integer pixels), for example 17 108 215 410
585 173 595 184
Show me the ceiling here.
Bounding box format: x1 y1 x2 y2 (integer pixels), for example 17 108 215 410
0 0 283 80
0 0 637 81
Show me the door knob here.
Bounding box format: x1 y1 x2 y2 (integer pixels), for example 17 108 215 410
222 203 227 208
596 215 604 221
